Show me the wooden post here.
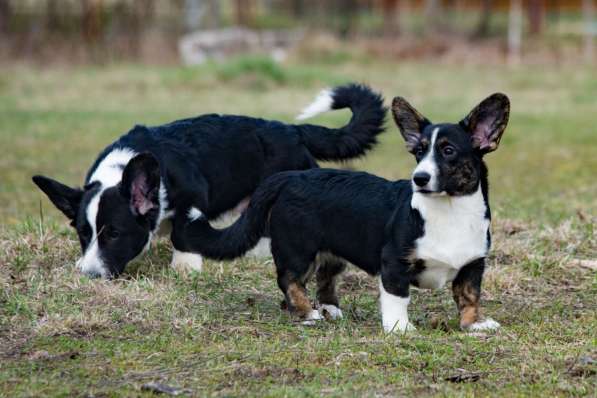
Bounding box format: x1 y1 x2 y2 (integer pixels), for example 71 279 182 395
184 0 203 32
235 0 255 27
206 0 221 29
424 0 441 35
508 0 523 64
584 0 595 63
474 0 493 38
0 0 11 34
82 0 103 46
527 0 544 36
382 0 401 37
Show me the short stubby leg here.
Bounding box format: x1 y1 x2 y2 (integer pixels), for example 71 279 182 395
452 258 500 331
285 281 321 324
284 281 322 325
316 255 346 320
380 245 415 333
379 278 416 333
170 249 203 273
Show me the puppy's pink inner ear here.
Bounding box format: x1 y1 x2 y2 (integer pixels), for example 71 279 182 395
472 120 496 150
131 174 154 215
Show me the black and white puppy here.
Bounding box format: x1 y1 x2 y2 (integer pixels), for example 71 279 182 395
172 93 510 333
32 84 386 279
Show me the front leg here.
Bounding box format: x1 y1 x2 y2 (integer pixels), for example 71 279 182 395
380 245 416 333
452 257 500 331
169 189 208 274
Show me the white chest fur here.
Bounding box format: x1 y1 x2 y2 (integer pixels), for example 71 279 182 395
411 186 490 290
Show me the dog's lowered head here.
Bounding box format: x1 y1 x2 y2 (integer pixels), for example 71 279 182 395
33 150 166 278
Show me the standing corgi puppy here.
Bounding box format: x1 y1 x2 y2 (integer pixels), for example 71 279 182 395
173 93 509 333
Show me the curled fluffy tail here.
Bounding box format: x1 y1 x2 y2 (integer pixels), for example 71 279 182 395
174 173 289 260
296 83 386 161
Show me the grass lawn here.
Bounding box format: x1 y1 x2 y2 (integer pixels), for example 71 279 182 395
0 58 595 397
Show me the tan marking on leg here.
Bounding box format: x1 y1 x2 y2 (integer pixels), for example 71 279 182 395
287 282 314 318
453 282 481 328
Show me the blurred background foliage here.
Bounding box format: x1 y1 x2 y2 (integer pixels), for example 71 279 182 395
0 0 595 224
0 0 594 65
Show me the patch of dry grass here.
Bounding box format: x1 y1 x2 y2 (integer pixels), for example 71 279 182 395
1 215 595 397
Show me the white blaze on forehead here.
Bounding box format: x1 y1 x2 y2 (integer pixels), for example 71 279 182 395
77 148 136 277
89 148 136 186
412 127 439 192
77 182 105 276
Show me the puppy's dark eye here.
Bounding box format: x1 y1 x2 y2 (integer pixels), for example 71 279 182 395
415 147 426 157
105 226 120 240
442 146 455 156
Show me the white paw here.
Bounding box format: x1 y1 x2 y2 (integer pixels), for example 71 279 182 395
187 207 203 222
466 318 501 331
301 309 323 325
319 304 343 320
170 250 203 273
383 320 416 334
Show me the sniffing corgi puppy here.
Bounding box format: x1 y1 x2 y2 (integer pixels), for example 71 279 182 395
32 84 386 278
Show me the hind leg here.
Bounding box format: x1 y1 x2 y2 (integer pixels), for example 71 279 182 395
280 275 322 323
316 255 346 320
271 232 321 322
269 197 324 323
276 264 321 323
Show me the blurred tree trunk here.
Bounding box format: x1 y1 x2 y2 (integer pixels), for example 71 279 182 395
382 0 401 36
235 0 255 27
583 0 595 62
82 0 104 61
474 0 493 38
184 0 203 31
424 0 442 35
205 0 221 29
292 0 305 18
508 0 523 64
0 0 11 33
336 0 358 39
526 0 544 36
127 0 155 58
184 0 221 31
46 0 60 32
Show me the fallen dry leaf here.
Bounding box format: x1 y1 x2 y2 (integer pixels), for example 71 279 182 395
569 259 597 271
141 382 192 396
445 369 482 383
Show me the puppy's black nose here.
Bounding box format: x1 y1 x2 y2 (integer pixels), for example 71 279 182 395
85 271 103 279
413 172 431 187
